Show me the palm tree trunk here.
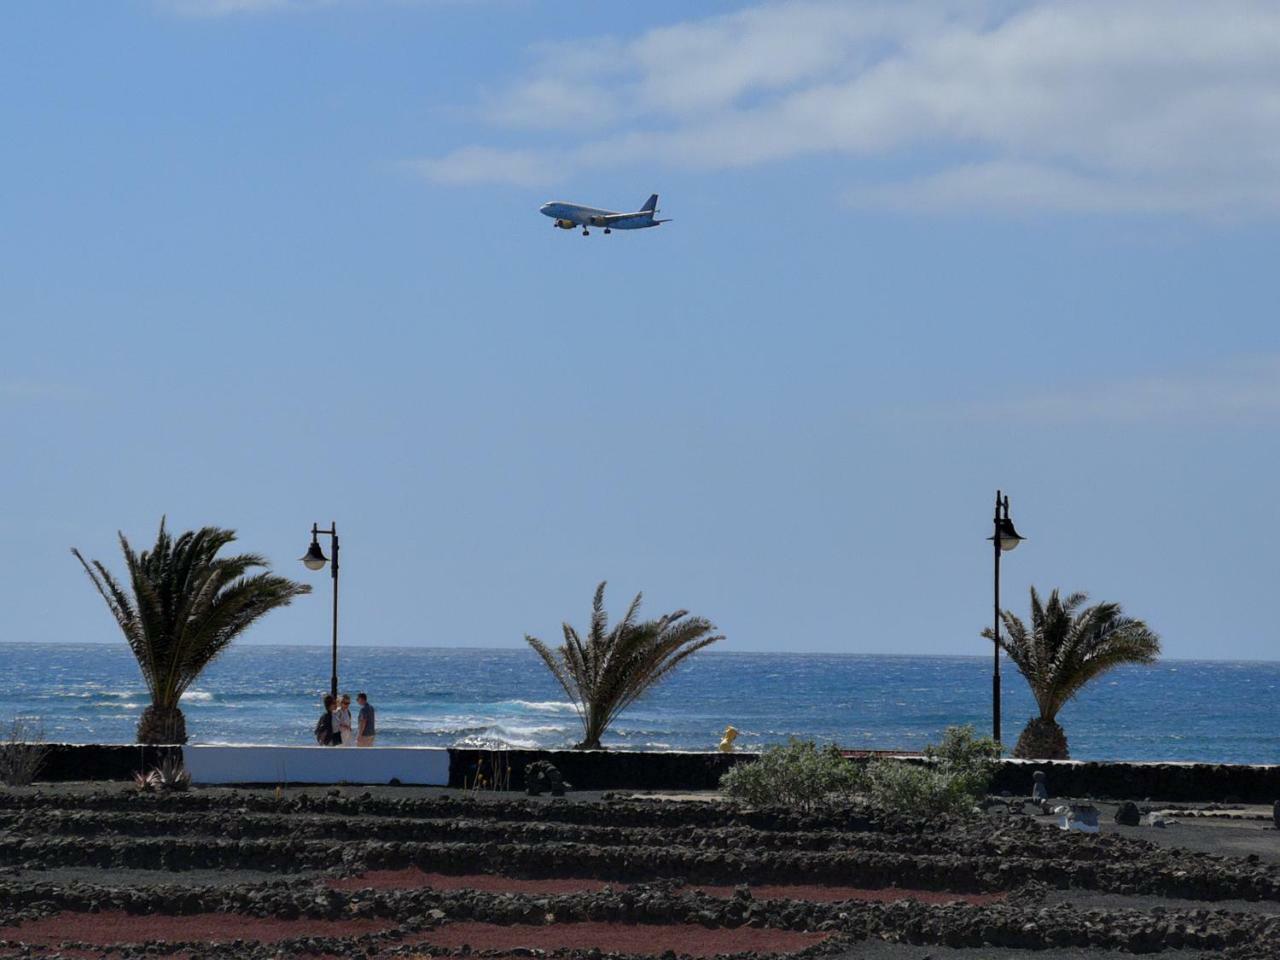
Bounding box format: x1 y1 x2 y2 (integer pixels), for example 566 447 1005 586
1013 717 1069 760
137 704 187 745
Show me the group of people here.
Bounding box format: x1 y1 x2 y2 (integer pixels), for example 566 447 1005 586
315 692 376 746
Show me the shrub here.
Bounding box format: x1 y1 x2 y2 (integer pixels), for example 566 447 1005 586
926 724 1002 791
0 717 49 787
719 739 861 812
721 726 1000 818
863 725 1002 817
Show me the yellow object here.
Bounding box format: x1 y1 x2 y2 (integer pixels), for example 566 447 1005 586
718 725 739 753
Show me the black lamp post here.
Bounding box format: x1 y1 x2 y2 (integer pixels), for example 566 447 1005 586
301 522 340 699
987 491 1024 744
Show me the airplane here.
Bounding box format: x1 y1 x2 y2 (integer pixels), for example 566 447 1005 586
539 194 671 236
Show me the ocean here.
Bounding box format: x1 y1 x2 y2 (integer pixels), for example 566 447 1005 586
2 643 1277 763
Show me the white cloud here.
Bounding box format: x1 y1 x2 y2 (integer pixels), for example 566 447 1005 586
929 357 1280 426
412 146 562 187
422 0 1280 215
844 161 1280 216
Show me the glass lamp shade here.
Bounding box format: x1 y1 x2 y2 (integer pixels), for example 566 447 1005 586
992 517 1024 552
301 542 328 570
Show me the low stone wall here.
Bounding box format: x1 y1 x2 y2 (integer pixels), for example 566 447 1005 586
13 744 180 783
448 748 752 791
8 743 1280 802
989 759 1280 803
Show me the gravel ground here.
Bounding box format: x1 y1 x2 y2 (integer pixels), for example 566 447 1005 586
5 784 1280 958
0 866 311 888
1017 799 1280 864
829 945 1212 959
2 781 617 804
1041 887 1280 916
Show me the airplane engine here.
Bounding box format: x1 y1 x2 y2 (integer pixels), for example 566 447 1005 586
554 219 576 229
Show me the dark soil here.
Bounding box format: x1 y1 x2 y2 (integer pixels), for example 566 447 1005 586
0 911 395 945
401 920 830 955
2 784 1279 959
330 868 1006 904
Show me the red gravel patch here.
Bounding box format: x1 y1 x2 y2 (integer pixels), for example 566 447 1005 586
0 912 825 959
0 912 392 946
410 921 828 956
330 869 1003 905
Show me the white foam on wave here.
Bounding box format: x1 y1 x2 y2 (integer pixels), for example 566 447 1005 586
181 691 214 702
508 700 577 714
493 723 570 738
453 732 541 749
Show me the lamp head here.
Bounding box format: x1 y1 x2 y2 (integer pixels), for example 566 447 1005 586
990 517 1024 552
301 540 328 571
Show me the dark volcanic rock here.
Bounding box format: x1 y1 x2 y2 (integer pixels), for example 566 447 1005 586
7 788 1280 959
524 761 571 797
1115 801 1141 826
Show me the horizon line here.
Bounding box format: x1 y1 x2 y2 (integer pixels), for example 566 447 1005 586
1 640 1275 667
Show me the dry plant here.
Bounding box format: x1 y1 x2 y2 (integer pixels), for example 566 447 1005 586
466 750 512 792
1 717 49 787
133 754 192 792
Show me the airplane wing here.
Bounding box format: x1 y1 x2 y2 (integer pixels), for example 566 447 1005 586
597 211 654 223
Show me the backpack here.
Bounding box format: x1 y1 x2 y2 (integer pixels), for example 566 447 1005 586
314 712 331 745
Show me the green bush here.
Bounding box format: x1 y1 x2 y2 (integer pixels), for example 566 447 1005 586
926 724 1001 794
720 725 1000 817
863 725 1002 817
719 739 861 812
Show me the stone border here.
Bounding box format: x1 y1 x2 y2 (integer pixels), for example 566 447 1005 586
8 743 1280 801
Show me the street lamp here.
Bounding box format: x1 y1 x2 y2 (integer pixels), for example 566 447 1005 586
987 491 1023 744
300 522 340 699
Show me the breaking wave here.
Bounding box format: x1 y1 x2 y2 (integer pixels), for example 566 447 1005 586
507 700 577 714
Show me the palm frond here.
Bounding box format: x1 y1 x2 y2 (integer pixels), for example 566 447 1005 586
525 583 721 749
990 586 1160 722
73 521 310 743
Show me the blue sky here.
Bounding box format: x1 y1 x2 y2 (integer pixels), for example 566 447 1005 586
2 1 1278 660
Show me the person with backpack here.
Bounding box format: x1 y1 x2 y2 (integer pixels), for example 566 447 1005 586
314 694 339 746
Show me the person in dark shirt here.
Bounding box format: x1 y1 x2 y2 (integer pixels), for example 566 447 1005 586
315 695 341 746
356 692 376 747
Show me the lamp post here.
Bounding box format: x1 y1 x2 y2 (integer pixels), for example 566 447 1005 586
987 491 1024 744
301 522 340 699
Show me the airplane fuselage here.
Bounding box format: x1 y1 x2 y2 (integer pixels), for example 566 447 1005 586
539 196 669 235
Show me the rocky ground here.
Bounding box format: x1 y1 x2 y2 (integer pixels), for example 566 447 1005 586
0 784 1278 959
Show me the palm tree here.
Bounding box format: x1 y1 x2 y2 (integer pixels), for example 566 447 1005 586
73 520 310 744
983 587 1160 759
527 582 722 750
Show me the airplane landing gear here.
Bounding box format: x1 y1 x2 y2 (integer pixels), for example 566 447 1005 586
582 228 590 236
603 227 611 234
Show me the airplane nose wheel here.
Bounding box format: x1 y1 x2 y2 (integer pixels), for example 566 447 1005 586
582 229 590 236
603 228 611 234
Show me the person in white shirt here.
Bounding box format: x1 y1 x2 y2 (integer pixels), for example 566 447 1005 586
335 695 354 746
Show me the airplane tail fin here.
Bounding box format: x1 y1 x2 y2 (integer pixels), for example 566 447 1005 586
641 194 659 215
